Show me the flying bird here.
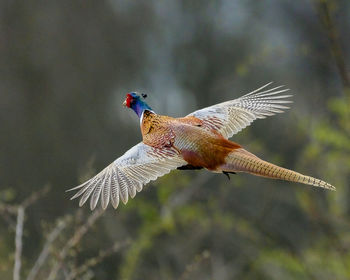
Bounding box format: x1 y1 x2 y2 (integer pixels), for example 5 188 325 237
68 83 335 210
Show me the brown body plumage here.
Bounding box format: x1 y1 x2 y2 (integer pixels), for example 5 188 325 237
141 110 334 190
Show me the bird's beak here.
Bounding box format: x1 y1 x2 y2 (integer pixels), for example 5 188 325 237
123 100 127 107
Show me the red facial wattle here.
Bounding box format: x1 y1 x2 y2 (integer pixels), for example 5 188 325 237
125 93 133 107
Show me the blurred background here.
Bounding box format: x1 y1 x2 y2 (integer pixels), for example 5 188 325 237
1 0 350 279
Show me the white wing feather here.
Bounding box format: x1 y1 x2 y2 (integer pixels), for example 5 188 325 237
187 83 292 139
68 142 186 210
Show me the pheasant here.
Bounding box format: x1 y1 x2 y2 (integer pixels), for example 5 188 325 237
68 83 335 210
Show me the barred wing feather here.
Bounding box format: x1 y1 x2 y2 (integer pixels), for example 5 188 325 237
187 83 292 139
68 143 186 210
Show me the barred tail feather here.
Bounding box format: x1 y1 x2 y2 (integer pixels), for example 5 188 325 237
223 149 335 190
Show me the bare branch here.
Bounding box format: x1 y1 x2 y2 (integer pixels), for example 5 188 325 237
47 208 104 280
22 185 50 209
314 0 350 89
1 185 50 216
0 207 16 230
26 216 71 280
178 250 211 280
0 202 18 215
66 239 131 280
13 206 24 280
1 185 51 231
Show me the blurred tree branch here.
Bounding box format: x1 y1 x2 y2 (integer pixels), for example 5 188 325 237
21 186 50 209
1 183 129 280
26 216 71 280
0 185 50 216
66 239 131 280
13 206 24 280
178 250 211 280
47 208 104 280
314 0 350 90
1 185 117 280
9 185 51 280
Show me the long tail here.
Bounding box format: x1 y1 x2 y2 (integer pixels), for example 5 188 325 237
221 149 335 190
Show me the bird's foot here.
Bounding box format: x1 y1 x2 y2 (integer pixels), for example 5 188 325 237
222 171 236 180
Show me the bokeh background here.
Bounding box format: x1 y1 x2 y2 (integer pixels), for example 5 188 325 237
1 0 350 279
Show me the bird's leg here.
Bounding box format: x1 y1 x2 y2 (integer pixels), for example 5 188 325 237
222 171 236 180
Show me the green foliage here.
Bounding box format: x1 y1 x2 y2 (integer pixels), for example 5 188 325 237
255 249 308 280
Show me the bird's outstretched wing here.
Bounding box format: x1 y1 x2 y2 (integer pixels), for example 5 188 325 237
68 143 186 210
187 83 292 139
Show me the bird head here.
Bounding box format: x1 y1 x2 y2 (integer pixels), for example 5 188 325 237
123 92 152 118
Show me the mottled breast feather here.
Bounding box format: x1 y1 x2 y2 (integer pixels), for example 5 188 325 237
141 110 176 148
